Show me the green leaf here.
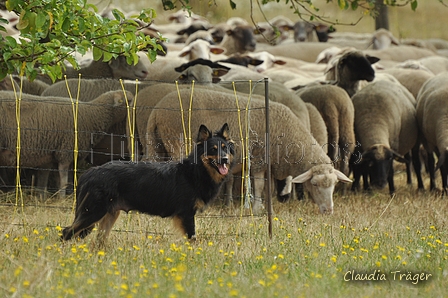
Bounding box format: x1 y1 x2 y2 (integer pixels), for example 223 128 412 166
229 0 237 9
351 1 358 10
36 12 47 28
103 51 113 62
411 0 418 11
92 46 102 61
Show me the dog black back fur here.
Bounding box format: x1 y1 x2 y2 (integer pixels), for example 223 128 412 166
62 123 234 242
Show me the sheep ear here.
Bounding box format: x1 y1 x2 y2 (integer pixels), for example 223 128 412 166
367 55 380 65
274 59 287 66
291 169 313 184
334 169 352 183
210 46 225 55
392 151 408 163
197 125 213 142
212 68 229 78
179 48 191 57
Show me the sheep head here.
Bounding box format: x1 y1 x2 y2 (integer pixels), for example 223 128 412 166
291 164 351 214
360 144 407 190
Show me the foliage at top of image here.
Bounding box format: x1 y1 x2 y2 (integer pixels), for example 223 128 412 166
0 0 161 82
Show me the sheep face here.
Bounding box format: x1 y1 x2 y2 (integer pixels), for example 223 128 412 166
109 56 149 80
338 51 379 82
291 164 351 214
361 144 407 190
227 25 257 53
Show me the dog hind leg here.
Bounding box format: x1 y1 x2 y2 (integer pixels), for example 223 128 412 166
61 207 109 241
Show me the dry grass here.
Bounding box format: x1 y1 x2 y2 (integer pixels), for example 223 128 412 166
1 167 447 297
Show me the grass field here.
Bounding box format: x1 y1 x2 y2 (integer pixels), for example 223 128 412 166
1 168 447 297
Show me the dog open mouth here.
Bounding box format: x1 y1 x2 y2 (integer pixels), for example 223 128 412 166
211 159 229 175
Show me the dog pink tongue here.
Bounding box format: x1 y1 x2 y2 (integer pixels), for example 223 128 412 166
218 164 228 175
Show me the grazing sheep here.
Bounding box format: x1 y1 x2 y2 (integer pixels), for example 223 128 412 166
0 90 134 196
144 88 351 214
416 72 448 192
351 80 420 194
296 84 355 176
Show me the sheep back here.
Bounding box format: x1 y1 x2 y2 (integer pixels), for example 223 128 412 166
145 88 330 180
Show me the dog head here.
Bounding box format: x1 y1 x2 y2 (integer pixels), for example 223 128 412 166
196 123 234 182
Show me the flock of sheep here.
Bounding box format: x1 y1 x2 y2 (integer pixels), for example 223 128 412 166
1 7 448 215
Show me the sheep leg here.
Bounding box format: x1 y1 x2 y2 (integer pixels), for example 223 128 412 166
58 162 71 198
411 145 424 190
387 161 396 196
427 152 436 191
405 152 412 185
252 171 265 215
440 161 448 196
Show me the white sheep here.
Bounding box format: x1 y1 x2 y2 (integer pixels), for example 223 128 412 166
351 80 420 193
416 72 448 192
363 45 436 63
257 42 337 63
296 84 355 176
144 88 351 214
45 56 149 83
0 90 134 196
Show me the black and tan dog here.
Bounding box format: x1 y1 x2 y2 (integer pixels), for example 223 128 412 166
62 123 234 243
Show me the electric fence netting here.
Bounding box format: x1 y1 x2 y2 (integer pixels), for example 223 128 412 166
0 76 273 239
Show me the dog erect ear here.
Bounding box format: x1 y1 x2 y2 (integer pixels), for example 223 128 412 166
216 123 231 140
197 124 213 142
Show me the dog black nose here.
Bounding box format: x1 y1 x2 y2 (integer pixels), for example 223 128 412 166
220 157 229 164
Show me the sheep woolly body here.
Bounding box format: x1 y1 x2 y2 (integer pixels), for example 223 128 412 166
304 103 328 153
352 80 417 155
145 88 351 214
416 72 448 189
63 56 148 81
0 90 134 194
351 80 418 192
296 84 355 176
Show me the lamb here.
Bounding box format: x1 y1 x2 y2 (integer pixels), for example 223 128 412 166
144 88 352 214
0 90 134 197
350 80 420 194
296 84 355 176
416 72 448 192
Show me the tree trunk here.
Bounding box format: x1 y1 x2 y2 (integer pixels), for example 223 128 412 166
375 0 389 30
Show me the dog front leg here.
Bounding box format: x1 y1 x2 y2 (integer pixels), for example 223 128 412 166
174 213 196 239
